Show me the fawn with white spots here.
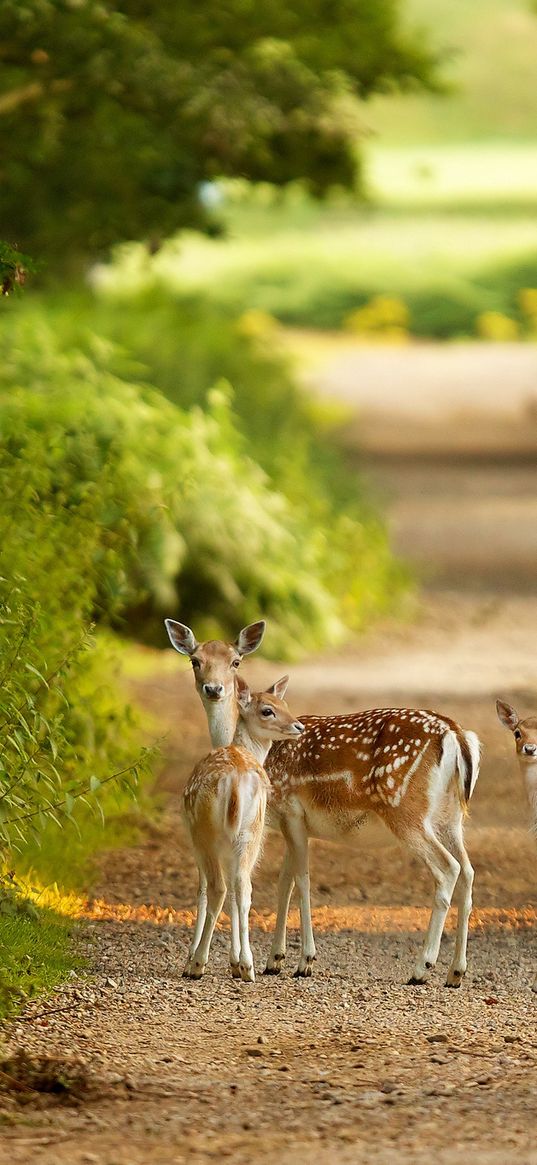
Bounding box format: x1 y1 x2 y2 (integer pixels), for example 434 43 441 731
496 698 537 992
166 620 480 987
182 673 304 982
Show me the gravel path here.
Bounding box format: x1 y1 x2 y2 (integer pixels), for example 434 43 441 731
2 591 537 1165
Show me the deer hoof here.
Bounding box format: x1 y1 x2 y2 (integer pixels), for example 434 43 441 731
293 958 314 978
263 953 284 975
445 968 464 988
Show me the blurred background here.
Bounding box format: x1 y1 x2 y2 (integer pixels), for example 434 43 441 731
1 0 537 1004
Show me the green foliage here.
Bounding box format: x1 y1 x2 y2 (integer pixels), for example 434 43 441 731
0 877 74 1021
0 422 152 854
0 1 438 266
0 242 35 296
344 294 410 340
0 294 403 657
126 175 537 339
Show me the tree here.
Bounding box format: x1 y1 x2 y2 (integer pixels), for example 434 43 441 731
0 242 34 295
0 1 438 267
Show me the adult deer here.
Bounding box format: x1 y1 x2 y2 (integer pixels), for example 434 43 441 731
182 676 304 982
496 699 537 992
166 619 480 986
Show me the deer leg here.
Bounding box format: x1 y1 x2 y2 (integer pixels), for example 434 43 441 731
183 866 208 977
184 864 226 980
405 825 460 985
264 848 295 974
229 890 241 978
279 817 315 978
439 815 474 988
234 864 255 983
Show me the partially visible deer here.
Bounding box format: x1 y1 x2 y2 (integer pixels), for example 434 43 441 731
165 618 265 747
496 698 537 992
166 621 481 987
182 676 304 982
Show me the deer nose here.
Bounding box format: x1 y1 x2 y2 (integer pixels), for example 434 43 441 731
293 721 305 734
202 683 224 700
522 743 537 756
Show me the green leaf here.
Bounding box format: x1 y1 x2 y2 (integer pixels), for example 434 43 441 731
24 662 49 687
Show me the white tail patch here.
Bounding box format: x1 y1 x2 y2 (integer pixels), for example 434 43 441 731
462 730 481 801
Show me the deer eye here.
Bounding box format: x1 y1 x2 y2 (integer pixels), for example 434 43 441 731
514 729 522 740
231 659 240 669
261 706 275 718
191 658 201 671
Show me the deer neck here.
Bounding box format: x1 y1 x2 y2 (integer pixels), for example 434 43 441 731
232 721 271 766
520 759 537 833
204 692 239 749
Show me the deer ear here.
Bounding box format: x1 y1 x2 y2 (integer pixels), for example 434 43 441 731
164 619 198 657
496 699 519 731
235 620 266 656
236 674 251 709
266 675 289 700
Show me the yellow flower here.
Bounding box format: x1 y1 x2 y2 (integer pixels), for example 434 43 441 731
476 311 519 341
344 295 409 337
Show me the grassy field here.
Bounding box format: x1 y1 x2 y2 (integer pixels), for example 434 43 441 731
365 141 537 209
367 0 537 144
101 144 537 338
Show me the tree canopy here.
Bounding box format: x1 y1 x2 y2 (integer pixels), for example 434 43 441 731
0 1 438 266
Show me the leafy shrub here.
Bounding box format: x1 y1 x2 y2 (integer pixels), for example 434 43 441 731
0 297 404 656
344 295 410 341
518 288 537 335
476 311 519 341
0 438 149 855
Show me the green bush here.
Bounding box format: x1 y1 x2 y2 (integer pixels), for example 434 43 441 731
0 438 149 855
0 298 404 657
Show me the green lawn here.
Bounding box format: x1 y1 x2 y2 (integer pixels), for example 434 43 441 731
0 900 77 1023
101 142 537 338
366 142 537 209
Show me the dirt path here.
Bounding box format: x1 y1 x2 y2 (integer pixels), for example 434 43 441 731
2 595 536 1165
2 343 537 1164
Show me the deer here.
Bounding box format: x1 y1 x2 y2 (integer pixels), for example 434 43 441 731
165 618 266 747
496 699 537 992
166 619 480 987
182 675 304 982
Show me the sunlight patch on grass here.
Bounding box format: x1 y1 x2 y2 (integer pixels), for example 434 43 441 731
367 142 537 208
0 872 81 1021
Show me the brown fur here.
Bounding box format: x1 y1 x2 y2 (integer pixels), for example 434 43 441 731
267 708 465 826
